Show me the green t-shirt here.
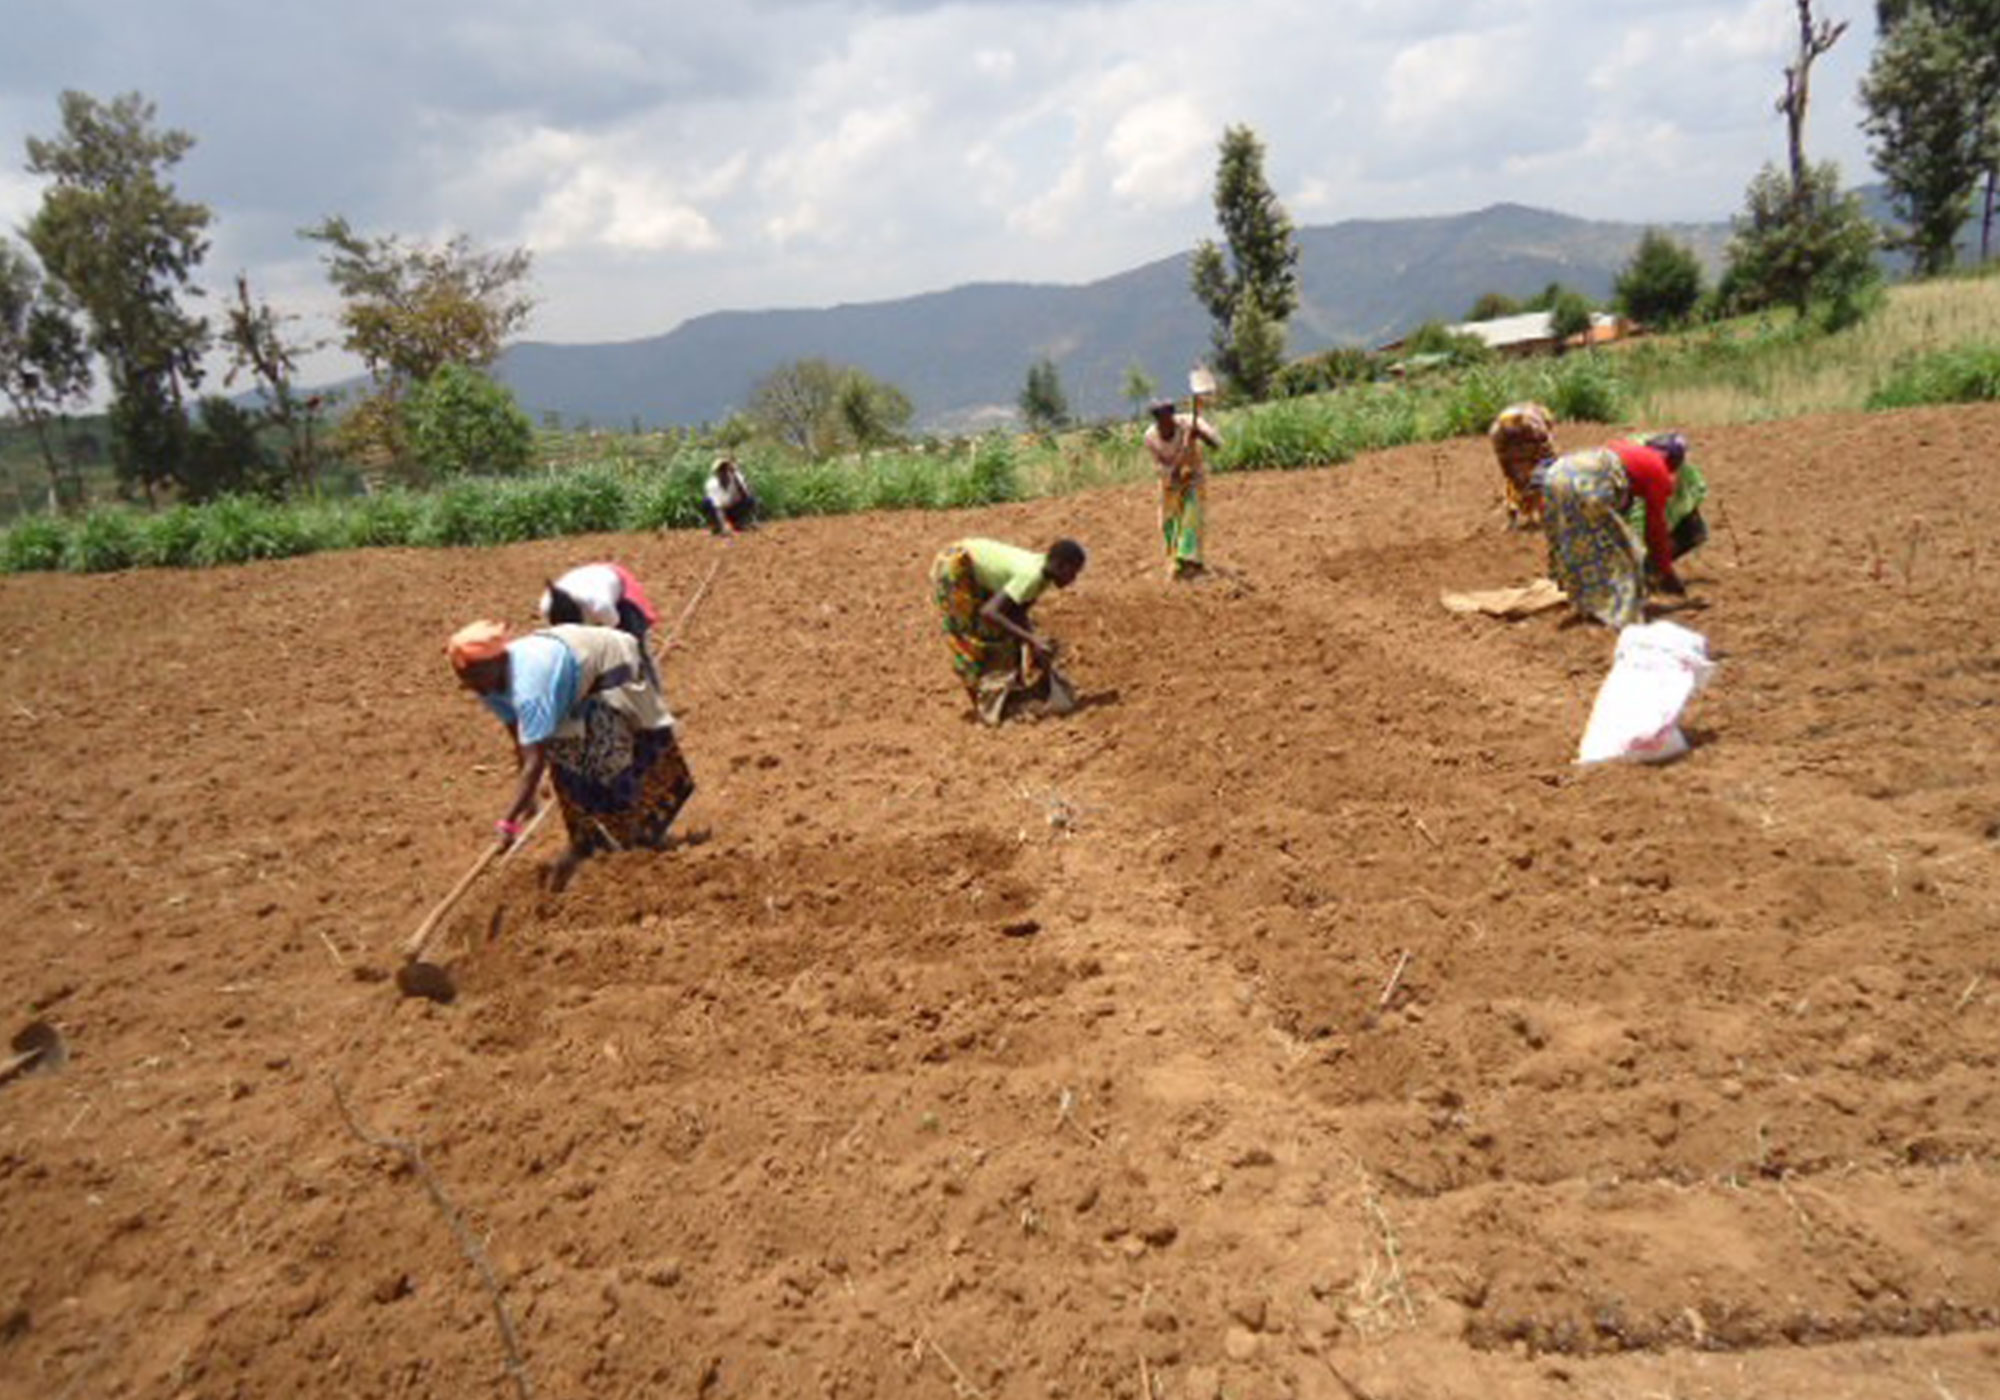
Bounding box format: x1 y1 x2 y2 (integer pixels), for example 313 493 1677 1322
963 538 1049 606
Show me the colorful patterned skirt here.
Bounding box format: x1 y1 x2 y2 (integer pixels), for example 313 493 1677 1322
1489 403 1555 526
931 545 1019 696
545 701 695 855
1542 449 1646 628
1162 474 1204 570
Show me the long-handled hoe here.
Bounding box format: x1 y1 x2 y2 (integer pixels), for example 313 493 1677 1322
394 557 727 1003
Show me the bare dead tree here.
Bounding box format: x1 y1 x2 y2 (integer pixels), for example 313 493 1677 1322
1778 0 1850 199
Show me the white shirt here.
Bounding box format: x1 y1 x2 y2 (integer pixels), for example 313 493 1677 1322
705 468 748 511
539 563 624 627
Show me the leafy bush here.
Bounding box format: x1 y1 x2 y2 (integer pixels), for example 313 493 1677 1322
1867 345 2000 408
405 364 535 480
1 514 69 572
1540 354 1626 423
344 492 427 548
865 453 943 511
191 495 323 566
137 506 204 567
421 480 504 546
1217 398 1353 471
69 507 145 572
961 434 1021 506
627 457 711 531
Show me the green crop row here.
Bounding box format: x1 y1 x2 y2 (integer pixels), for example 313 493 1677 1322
0 440 1028 573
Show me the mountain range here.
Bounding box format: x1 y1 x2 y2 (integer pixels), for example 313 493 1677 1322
489 194 1954 432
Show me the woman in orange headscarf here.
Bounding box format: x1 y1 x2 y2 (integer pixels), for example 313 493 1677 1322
448 619 695 884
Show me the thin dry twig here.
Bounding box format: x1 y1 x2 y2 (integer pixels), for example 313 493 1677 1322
1054 1086 1103 1148
1955 976 1983 1014
330 1079 533 1400
922 1335 990 1400
1360 1179 1417 1323
1138 1356 1152 1400
1318 1354 1384 1400
1377 950 1412 1011
1411 816 1440 850
315 927 349 970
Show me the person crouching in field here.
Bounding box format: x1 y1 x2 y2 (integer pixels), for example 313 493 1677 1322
930 537 1086 725
1145 398 1221 580
449 620 695 886
1488 401 1557 528
541 560 661 683
699 456 760 536
1537 433 1693 629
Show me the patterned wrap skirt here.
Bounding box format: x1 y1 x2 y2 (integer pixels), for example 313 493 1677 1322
930 545 1020 695
1489 403 1556 525
1542 449 1646 628
1161 473 1204 568
544 700 695 855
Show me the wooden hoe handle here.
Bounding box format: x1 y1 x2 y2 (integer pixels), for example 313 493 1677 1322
403 839 505 961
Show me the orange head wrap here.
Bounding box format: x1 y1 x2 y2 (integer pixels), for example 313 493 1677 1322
446 620 511 674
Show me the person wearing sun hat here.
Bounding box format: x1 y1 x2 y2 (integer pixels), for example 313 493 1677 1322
447 617 694 885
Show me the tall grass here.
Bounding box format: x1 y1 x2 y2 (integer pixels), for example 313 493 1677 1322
1620 275 2000 425
1865 344 2000 409
0 437 1032 573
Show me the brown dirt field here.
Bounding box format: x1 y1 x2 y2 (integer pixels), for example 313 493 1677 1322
3 405 1999 1400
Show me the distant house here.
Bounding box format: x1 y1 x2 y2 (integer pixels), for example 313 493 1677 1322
1378 310 1635 360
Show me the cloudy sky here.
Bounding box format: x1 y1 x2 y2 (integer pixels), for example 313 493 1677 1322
0 0 1880 384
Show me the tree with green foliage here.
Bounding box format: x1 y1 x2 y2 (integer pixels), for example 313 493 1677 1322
1613 230 1707 327
1018 357 1070 434
0 239 94 510
221 274 328 494
303 216 533 470
1876 0 2000 257
1227 288 1289 399
1522 282 1579 313
303 217 534 387
25 91 212 503
750 358 912 459
1726 161 1881 325
1120 360 1157 417
1401 321 1492 365
1862 5 1999 273
1466 292 1523 322
1190 125 1300 400
181 396 285 503
1547 290 1597 352
837 370 912 456
403 364 535 480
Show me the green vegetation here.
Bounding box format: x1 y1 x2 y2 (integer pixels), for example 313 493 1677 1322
1866 344 2000 407
1191 124 1300 401
9 274 1999 575
1613 231 1707 328
1863 0 2000 275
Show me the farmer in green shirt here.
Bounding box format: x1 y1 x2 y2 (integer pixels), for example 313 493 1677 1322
929 537 1087 723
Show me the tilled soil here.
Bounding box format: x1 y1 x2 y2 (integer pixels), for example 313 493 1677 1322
2 405 1998 1400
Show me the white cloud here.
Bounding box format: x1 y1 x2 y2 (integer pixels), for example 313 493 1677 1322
1106 96 1212 207
0 0 1884 351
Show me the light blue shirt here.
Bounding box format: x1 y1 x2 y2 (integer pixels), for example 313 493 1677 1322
480 634 580 745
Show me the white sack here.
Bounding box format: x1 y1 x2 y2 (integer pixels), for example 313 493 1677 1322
1576 620 1715 765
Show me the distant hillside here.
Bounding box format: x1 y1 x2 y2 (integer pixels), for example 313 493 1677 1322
494 203 1734 432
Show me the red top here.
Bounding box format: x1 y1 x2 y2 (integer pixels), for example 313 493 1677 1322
1608 440 1676 574
607 563 660 625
